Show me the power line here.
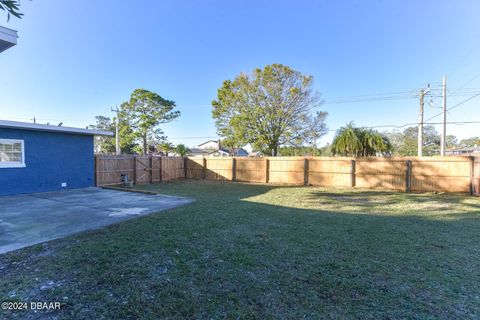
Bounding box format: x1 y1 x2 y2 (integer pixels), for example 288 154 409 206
324 95 417 105
322 88 479 105
424 92 480 123
169 120 480 139
324 89 418 100
362 121 480 130
166 88 479 107
169 136 220 139
447 111 475 139
314 121 480 134
448 40 480 77
451 71 480 94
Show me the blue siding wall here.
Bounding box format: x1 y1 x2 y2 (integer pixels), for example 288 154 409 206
0 128 94 195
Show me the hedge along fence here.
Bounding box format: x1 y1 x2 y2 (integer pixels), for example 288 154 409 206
95 155 478 194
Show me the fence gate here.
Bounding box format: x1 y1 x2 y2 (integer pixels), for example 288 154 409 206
135 156 153 184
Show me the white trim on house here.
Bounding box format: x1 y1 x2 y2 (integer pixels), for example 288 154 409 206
198 140 220 148
0 120 114 136
0 138 25 168
0 26 18 53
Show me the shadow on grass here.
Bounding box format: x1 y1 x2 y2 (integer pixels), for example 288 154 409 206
1 180 479 319
300 188 480 213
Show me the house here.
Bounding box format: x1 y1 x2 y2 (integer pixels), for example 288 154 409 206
188 147 221 157
198 140 222 150
446 146 480 156
0 120 113 195
191 140 249 157
248 151 263 157
228 148 249 157
0 25 18 53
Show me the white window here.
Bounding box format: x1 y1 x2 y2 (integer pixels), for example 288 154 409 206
0 139 25 168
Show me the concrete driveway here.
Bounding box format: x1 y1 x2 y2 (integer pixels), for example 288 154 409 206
0 188 194 254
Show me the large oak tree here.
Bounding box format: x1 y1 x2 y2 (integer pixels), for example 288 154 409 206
212 64 326 156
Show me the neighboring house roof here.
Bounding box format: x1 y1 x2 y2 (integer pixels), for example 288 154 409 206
248 151 263 157
446 147 480 155
188 147 249 157
221 147 249 156
198 140 220 149
232 148 249 156
0 120 114 136
198 140 219 147
0 26 18 53
213 148 231 156
194 140 249 157
189 148 217 156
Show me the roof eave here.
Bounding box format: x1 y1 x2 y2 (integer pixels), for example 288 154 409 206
0 26 18 53
0 120 114 136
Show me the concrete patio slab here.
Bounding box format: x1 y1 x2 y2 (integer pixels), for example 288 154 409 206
0 187 194 254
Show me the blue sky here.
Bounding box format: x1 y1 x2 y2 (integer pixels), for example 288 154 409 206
1 0 480 147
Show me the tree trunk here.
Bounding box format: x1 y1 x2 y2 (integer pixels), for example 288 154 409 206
272 145 278 156
143 135 147 155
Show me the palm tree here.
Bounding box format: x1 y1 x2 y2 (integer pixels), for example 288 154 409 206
361 129 392 156
175 144 191 157
332 122 392 156
158 142 174 156
331 122 362 156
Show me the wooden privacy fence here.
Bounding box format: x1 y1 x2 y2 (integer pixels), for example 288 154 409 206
95 155 479 194
475 157 480 195
185 156 477 194
95 155 185 186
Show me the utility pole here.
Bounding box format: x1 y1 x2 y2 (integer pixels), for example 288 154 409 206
440 75 447 156
111 106 121 155
417 85 430 157
418 89 425 157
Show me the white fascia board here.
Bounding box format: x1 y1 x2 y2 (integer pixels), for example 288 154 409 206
0 26 18 53
0 119 114 136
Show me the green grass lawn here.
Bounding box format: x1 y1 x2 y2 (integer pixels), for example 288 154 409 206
1 181 480 319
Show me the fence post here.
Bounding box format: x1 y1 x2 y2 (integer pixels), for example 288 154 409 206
470 156 475 195
149 156 153 183
133 155 137 184
350 159 356 188
475 157 479 196
94 155 98 187
203 157 207 180
304 158 309 186
405 160 412 192
184 157 188 180
158 156 163 183
232 157 237 181
265 158 269 183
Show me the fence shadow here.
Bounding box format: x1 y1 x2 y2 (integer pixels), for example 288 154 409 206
3 179 479 319
134 179 480 317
